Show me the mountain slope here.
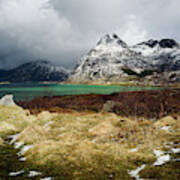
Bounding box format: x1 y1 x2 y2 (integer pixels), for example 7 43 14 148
0 60 70 82
70 34 180 84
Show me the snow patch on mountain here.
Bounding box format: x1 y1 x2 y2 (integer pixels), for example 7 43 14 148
70 34 180 84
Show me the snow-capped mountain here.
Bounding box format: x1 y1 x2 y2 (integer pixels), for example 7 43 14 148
70 34 180 84
0 60 70 82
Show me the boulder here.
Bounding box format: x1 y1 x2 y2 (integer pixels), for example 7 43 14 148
0 95 16 106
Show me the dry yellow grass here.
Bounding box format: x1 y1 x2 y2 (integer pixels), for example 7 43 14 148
0 104 179 179
0 105 35 135
155 116 177 127
0 137 3 145
19 112 180 179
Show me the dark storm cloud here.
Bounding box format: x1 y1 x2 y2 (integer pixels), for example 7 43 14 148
0 0 180 69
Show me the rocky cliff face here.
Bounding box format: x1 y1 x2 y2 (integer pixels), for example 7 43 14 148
0 60 70 82
70 34 180 84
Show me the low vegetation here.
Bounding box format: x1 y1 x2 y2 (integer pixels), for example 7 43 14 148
0 101 179 179
18 89 180 119
122 68 156 78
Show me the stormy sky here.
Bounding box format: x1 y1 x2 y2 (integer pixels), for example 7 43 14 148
0 0 180 69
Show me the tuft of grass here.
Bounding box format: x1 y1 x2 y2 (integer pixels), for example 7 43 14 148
0 105 35 136
140 161 180 180
0 137 3 145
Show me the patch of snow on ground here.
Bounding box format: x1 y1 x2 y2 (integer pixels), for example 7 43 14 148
14 142 24 149
17 145 33 156
153 155 170 166
128 164 146 180
171 148 180 154
161 126 171 132
19 157 26 161
9 170 24 176
40 177 54 180
8 133 21 144
28 171 42 177
153 150 170 166
153 150 164 157
130 148 138 152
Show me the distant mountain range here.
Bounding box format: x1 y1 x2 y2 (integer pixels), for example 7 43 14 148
0 60 70 82
70 34 180 84
1 34 180 84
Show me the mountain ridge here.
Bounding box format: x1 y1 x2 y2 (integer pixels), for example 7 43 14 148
70 34 180 84
0 60 70 82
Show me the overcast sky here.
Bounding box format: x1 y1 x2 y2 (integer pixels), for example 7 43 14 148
0 0 180 69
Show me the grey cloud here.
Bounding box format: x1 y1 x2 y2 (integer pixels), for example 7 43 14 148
50 0 180 41
133 0 180 40
0 0 180 69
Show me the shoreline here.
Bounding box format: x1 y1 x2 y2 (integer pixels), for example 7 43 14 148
0 80 180 87
17 89 180 119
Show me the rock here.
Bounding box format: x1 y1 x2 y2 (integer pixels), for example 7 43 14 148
0 95 16 106
138 39 159 48
159 39 179 48
168 71 180 82
96 34 128 48
102 101 116 112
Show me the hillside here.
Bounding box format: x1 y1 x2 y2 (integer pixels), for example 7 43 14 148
70 34 180 85
0 60 70 82
0 94 179 179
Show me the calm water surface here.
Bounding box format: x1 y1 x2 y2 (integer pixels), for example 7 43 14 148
0 83 159 101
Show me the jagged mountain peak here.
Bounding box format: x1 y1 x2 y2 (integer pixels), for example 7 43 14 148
159 39 179 48
137 39 159 48
96 33 128 48
70 33 180 84
137 38 179 49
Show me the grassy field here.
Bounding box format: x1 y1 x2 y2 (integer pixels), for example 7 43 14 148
0 102 179 179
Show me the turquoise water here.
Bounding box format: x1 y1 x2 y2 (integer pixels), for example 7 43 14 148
0 83 159 101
